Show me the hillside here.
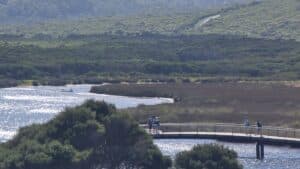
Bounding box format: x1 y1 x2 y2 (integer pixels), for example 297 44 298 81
0 13 206 37
0 1 256 37
187 0 300 41
0 0 252 24
1 0 300 41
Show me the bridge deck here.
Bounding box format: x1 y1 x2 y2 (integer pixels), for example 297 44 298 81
150 132 300 147
142 123 300 147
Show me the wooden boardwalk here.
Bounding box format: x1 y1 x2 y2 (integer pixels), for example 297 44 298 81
141 123 300 147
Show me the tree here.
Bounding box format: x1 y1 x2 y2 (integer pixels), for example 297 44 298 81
175 144 243 169
0 100 171 169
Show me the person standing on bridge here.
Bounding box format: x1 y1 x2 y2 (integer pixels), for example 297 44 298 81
244 118 250 135
257 121 262 135
154 117 160 134
148 117 153 133
150 116 160 134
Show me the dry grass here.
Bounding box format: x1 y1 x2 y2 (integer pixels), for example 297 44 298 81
92 82 300 128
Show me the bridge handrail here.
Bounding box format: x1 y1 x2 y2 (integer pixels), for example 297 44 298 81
141 122 300 130
152 123 300 131
140 123 300 138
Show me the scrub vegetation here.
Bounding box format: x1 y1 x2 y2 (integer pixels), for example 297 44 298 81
1 34 300 88
175 144 242 169
0 0 252 24
1 0 299 42
0 0 298 168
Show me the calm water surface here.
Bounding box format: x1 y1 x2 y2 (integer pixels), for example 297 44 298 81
155 139 300 169
0 84 173 142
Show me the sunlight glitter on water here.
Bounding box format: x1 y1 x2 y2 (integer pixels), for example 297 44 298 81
0 84 173 141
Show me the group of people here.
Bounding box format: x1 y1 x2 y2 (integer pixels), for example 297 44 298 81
146 116 262 135
244 118 263 135
147 116 160 134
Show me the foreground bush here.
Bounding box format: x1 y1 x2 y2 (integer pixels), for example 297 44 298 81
175 144 243 169
0 100 171 169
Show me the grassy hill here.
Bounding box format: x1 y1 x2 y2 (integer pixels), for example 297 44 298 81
187 0 300 41
2 0 299 41
0 1 258 37
0 13 206 37
0 0 251 24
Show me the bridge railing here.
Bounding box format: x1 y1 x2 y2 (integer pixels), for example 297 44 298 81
141 123 300 139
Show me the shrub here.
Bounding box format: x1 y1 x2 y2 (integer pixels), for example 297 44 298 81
175 144 243 169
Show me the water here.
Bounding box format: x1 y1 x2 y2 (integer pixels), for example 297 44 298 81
1 85 299 169
155 139 300 169
0 84 173 142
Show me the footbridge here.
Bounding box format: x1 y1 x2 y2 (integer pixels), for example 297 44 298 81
141 123 300 147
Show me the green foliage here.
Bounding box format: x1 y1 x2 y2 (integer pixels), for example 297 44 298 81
0 100 171 169
0 34 300 86
175 144 243 169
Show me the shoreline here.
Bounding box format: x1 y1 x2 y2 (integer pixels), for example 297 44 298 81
1 77 300 91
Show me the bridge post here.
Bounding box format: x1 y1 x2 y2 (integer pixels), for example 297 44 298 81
261 140 264 159
256 137 264 160
256 142 260 160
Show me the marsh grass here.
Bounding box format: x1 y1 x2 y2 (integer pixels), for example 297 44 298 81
92 82 300 128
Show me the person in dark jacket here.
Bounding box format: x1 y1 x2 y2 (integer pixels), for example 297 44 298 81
256 121 262 135
148 117 153 131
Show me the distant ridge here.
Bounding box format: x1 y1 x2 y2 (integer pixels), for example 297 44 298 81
1 0 299 42
186 0 300 41
0 0 254 24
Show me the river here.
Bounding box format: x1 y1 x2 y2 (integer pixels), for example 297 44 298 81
155 139 300 169
0 84 173 142
0 85 299 169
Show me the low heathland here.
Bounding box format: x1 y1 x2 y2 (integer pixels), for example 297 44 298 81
1 34 300 87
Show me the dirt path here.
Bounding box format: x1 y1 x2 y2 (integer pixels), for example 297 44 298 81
194 14 220 30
